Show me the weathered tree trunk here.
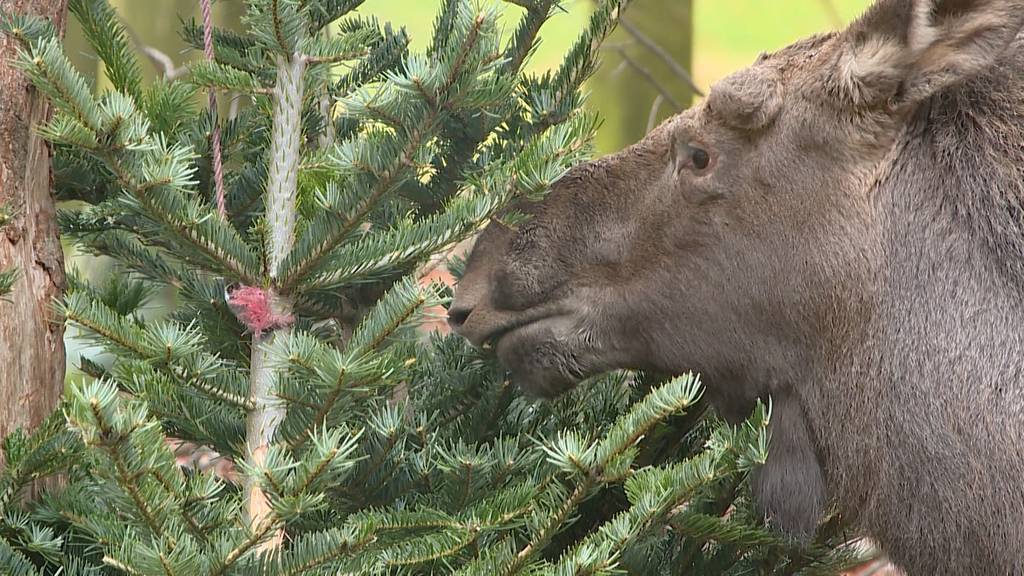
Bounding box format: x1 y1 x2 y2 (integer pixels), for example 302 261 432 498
0 0 68 465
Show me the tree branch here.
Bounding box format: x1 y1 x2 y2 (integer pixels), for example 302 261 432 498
613 46 682 111
646 93 664 133
617 16 703 97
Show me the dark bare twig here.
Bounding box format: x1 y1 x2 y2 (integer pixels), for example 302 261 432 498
613 46 682 111
118 17 187 80
503 0 538 9
646 93 664 133
115 16 188 80
228 92 242 121
618 16 704 96
139 46 188 80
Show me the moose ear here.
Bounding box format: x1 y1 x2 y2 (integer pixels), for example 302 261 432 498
708 65 784 131
831 0 1024 108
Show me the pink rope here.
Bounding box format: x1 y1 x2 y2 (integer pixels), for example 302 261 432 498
201 0 227 217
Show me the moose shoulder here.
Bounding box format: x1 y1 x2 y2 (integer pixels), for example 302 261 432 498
450 0 1024 573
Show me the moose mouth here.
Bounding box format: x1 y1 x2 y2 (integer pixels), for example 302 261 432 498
459 300 570 347
451 300 590 396
478 315 552 350
480 325 516 349
479 313 595 398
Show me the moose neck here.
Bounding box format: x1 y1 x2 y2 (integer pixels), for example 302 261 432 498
806 94 1024 523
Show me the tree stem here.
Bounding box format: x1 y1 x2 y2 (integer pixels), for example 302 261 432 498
265 53 305 276
245 51 306 551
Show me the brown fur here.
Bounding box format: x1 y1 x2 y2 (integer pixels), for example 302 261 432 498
450 1 1024 573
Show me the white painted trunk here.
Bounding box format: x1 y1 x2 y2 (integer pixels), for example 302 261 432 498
244 52 305 549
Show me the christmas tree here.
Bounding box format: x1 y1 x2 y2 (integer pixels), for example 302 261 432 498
0 0 873 573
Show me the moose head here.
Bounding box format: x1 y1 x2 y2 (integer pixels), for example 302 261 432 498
451 0 1024 573
451 0 1024 403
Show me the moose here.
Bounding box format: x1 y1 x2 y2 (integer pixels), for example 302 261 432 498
449 0 1024 573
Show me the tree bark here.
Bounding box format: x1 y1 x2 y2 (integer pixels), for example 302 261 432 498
0 0 68 465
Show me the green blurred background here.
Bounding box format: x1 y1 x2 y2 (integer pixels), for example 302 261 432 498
61 0 874 374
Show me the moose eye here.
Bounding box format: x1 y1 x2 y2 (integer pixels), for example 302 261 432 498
690 145 710 171
672 139 714 175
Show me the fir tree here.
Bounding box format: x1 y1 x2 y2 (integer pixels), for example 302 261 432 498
0 0 874 574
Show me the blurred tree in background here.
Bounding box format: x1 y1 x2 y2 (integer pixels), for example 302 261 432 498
589 0 696 151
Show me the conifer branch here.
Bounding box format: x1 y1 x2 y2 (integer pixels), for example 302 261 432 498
0 268 17 300
212 517 283 576
99 150 262 284
68 0 143 100
63 292 255 410
277 116 439 291
536 0 632 130
102 556 143 574
278 7 493 290
147 468 210 540
505 479 592 575
306 0 369 31
277 529 376 576
12 36 263 283
502 0 555 74
303 52 368 64
271 0 292 52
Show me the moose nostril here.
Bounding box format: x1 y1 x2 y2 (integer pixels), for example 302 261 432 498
447 305 473 330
